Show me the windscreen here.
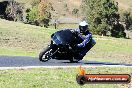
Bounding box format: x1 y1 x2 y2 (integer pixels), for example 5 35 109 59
51 29 74 45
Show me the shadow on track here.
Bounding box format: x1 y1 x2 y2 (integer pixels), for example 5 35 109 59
83 61 132 66
62 60 132 66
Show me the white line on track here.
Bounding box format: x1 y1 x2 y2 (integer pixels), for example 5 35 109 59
0 65 131 70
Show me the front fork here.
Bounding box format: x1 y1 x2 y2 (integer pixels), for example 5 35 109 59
48 44 59 57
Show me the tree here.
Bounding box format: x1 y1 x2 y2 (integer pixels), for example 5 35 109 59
27 5 39 23
111 21 126 38
38 0 52 27
27 0 52 27
81 0 125 37
5 1 24 21
124 11 132 30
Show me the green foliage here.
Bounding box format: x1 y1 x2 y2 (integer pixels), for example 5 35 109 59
27 5 39 23
97 21 110 35
124 10 132 30
130 25 132 30
111 22 126 38
82 0 126 38
26 0 52 27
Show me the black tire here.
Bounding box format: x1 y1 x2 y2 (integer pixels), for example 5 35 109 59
39 46 52 62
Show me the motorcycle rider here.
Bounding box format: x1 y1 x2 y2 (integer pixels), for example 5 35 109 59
72 21 96 60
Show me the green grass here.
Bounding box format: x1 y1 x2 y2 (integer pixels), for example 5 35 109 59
86 36 132 64
0 18 132 63
0 67 132 88
0 47 37 56
0 19 56 56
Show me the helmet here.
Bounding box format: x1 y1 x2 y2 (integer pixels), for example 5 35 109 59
79 21 88 33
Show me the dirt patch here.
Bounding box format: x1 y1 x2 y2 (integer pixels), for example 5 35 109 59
119 80 132 88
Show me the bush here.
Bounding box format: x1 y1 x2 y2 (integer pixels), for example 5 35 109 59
111 22 126 38
26 0 52 27
5 1 24 21
27 5 39 23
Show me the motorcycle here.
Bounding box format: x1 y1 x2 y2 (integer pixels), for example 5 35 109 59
39 29 95 63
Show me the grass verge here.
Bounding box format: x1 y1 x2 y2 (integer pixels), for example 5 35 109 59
0 67 132 88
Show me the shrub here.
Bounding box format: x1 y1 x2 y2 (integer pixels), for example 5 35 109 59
26 0 52 27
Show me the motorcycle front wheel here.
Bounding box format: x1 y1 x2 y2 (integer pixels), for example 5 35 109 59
39 46 52 62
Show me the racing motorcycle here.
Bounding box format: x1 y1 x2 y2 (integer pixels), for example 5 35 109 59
39 29 94 63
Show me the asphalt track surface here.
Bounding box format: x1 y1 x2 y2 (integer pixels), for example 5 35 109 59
0 56 132 68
